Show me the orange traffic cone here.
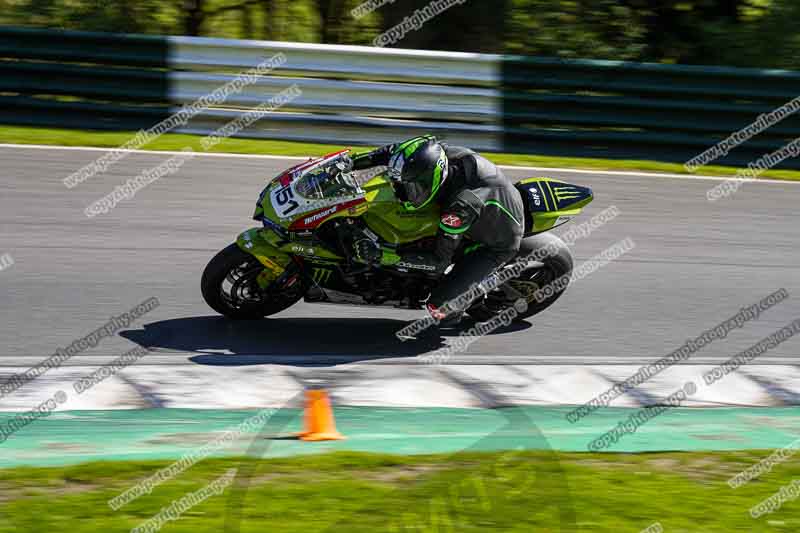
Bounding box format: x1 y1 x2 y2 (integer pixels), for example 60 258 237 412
297 389 344 441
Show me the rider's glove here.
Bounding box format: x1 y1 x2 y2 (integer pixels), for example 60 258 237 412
354 238 382 265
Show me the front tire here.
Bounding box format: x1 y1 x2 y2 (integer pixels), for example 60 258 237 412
201 244 302 320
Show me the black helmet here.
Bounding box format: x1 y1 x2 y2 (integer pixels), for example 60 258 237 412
388 136 449 210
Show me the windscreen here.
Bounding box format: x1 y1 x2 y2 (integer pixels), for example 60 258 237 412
294 163 362 201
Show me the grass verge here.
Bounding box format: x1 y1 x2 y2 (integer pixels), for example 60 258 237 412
2 124 800 181
0 450 798 532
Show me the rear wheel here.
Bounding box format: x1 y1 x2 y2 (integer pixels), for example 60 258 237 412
201 244 302 320
467 233 573 322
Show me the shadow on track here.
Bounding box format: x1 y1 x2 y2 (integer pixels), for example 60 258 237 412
119 315 530 367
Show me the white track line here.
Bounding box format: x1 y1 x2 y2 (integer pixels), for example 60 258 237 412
0 143 798 185
0 143 308 162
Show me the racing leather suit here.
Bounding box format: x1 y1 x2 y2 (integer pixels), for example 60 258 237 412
352 143 525 311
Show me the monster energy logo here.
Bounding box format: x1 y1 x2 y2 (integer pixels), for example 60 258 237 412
312 268 333 284
552 186 582 202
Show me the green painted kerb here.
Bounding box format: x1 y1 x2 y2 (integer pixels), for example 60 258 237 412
1 406 799 468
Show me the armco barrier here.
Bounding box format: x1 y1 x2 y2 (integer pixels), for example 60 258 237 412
0 27 170 131
2 26 800 167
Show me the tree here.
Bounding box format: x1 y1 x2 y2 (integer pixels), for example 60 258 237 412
183 0 205 36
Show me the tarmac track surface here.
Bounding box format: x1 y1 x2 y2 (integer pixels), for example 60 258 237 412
0 145 798 410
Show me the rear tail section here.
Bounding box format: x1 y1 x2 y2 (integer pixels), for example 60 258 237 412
515 178 594 236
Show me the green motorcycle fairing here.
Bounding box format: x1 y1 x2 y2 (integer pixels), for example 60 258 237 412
235 228 292 288
359 175 439 244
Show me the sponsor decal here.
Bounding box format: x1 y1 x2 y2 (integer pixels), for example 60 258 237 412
528 187 541 207
397 261 437 272
552 185 583 203
291 245 315 256
289 199 366 231
304 205 339 226
441 214 463 228
363 228 379 241
271 183 300 217
312 268 333 284
348 204 366 216
395 209 427 218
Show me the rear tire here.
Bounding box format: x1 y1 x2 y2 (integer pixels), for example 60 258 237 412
511 233 573 320
201 244 302 320
467 233 573 322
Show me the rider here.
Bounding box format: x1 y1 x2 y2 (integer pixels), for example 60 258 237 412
349 135 525 326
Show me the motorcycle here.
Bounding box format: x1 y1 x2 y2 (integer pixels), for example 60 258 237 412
201 149 593 324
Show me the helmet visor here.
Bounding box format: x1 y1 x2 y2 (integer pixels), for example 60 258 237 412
402 180 433 209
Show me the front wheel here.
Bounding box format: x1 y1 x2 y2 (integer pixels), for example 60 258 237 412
201 244 302 320
467 233 573 322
